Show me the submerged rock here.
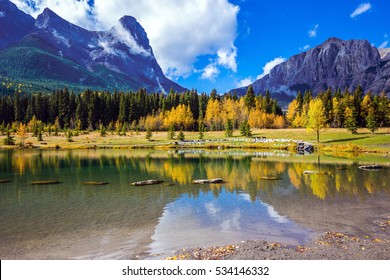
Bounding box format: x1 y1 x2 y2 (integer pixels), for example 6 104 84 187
0 179 12 184
260 176 280 180
82 182 109 185
192 178 223 184
358 165 383 171
30 180 62 185
131 180 164 186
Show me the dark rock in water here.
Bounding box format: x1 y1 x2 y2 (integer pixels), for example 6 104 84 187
82 182 109 185
303 171 318 175
30 180 62 185
0 179 12 184
131 180 164 186
358 165 383 171
260 176 280 180
192 178 223 184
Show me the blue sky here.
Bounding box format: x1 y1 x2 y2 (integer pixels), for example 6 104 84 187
11 0 390 93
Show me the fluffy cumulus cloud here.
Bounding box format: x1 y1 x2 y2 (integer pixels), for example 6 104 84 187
257 57 286 79
11 0 239 79
201 63 220 81
236 77 254 88
236 56 286 88
308 24 319 38
350 2 372 18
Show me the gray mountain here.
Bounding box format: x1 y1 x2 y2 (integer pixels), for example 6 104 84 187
0 1 185 93
0 0 34 49
233 37 390 102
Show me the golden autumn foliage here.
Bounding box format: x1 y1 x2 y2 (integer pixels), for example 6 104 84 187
205 99 223 130
163 104 195 130
17 123 28 147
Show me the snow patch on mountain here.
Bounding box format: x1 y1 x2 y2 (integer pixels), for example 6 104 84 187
35 13 49 29
52 29 70 48
89 35 127 60
0 11 5 17
156 77 166 94
103 62 122 74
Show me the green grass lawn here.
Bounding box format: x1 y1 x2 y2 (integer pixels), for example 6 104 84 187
1 128 389 153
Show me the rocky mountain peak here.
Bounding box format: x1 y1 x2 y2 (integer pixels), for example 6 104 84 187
0 2 185 93
233 38 389 103
379 48 390 60
115 16 151 53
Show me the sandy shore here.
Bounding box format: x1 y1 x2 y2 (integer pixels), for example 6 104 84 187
165 231 390 260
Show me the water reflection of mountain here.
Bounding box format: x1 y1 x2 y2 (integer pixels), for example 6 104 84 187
259 189 390 236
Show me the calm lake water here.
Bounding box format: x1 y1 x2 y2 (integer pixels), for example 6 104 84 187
0 149 389 259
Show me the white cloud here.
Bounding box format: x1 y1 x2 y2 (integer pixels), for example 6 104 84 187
350 2 372 18
11 0 95 30
10 0 239 79
91 0 239 78
308 24 319 38
378 41 389 49
235 57 286 86
299 44 310 51
201 63 220 81
217 47 238 72
236 77 254 88
257 57 286 79
112 21 151 57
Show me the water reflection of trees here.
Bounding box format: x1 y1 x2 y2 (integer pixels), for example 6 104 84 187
0 150 389 201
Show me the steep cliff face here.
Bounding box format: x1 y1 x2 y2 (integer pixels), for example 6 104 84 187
0 3 186 93
234 38 390 102
0 0 35 49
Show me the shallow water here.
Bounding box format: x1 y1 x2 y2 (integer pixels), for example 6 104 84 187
0 149 389 259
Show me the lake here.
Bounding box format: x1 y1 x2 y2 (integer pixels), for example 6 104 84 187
0 149 389 259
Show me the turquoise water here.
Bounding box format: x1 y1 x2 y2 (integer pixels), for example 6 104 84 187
0 149 389 259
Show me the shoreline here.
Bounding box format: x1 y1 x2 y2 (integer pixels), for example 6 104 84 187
165 231 390 260
1 128 390 154
1 139 389 155
165 210 390 260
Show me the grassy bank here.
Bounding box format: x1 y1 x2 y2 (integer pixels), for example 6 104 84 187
1 128 389 154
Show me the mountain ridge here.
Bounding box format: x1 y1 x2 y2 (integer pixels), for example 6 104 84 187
233 37 390 103
0 1 186 93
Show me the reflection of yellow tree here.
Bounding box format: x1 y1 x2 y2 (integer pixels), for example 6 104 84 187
364 180 375 194
162 161 194 184
288 168 301 188
15 152 26 175
309 174 328 200
334 173 342 193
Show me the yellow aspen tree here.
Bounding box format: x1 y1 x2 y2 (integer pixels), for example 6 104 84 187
273 115 286 129
17 123 28 147
286 100 299 126
205 99 222 130
307 98 328 142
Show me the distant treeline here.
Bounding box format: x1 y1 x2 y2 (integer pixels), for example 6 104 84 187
286 86 390 132
0 87 283 132
0 85 389 135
